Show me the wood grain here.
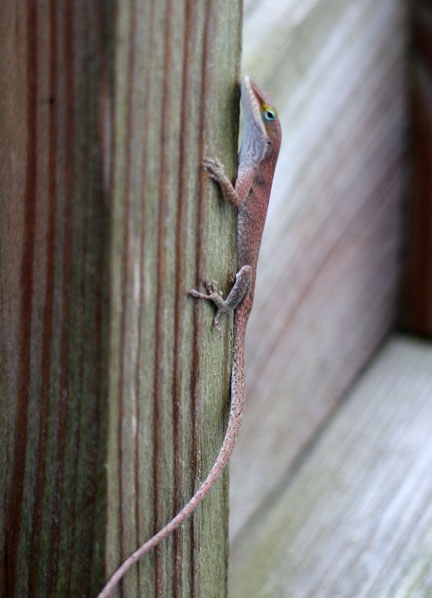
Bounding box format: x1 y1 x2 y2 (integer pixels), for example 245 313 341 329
105 2 241 596
0 3 110 595
0 1 241 596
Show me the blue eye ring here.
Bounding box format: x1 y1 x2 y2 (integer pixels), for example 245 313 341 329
262 106 277 122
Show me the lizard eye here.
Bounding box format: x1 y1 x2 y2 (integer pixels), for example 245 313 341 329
262 107 276 122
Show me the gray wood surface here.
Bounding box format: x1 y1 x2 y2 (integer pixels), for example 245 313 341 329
230 335 432 597
231 0 408 540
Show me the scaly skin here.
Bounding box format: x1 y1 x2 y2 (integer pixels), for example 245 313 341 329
97 76 281 598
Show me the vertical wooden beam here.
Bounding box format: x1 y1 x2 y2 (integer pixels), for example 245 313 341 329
0 1 241 596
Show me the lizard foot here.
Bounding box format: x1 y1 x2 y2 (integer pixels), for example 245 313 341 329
189 279 228 334
202 158 226 182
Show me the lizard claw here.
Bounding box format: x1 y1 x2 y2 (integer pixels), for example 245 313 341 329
213 312 223 337
202 158 225 181
204 279 223 297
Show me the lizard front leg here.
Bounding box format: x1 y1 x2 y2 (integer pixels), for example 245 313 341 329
203 157 255 209
202 158 242 208
190 265 252 331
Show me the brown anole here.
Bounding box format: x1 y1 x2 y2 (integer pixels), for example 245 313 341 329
97 76 281 597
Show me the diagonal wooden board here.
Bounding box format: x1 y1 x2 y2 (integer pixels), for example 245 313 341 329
230 335 432 597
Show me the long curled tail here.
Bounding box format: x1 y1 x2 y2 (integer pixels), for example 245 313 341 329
97 319 247 598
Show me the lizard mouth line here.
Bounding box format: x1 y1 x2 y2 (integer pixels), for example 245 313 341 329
242 76 269 141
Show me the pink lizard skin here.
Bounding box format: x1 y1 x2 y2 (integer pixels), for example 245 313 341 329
97 76 282 597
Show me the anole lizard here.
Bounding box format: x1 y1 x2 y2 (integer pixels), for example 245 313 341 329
97 76 281 597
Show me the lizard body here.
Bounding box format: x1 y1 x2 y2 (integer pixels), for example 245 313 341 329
97 76 281 597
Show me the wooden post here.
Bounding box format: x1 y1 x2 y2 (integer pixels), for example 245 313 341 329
0 1 241 595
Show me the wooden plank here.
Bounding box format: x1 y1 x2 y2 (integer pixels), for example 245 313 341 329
230 0 408 539
230 335 432 596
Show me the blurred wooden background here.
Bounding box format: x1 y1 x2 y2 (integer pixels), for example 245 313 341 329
230 0 432 595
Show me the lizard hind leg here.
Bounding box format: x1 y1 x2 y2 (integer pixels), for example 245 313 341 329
189 265 252 332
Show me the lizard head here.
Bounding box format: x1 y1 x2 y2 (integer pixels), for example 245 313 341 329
240 76 282 166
